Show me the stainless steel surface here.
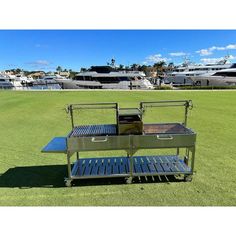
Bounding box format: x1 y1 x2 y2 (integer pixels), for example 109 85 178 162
69 124 117 137
67 135 130 152
42 100 197 186
118 108 143 135
143 123 192 134
132 133 196 149
42 137 67 153
70 155 192 179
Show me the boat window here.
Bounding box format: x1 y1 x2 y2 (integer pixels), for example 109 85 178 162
213 71 236 77
96 77 119 83
74 76 91 81
120 77 130 81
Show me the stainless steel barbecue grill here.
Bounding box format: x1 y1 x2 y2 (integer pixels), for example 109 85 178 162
42 100 196 187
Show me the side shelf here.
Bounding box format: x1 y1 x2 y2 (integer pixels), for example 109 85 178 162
41 137 67 153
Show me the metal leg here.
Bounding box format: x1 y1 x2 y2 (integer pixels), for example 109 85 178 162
126 176 133 184
76 152 79 160
65 152 73 187
176 148 180 156
126 153 133 184
190 146 195 172
184 146 195 182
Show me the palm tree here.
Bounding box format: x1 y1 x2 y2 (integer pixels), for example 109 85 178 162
56 66 62 73
130 63 138 70
118 64 124 70
167 62 175 71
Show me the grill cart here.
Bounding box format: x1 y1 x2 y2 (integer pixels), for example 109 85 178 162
42 100 196 187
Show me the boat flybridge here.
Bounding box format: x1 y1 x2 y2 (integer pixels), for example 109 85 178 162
61 65 154 90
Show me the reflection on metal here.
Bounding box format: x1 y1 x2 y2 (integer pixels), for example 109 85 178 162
42 100 197 187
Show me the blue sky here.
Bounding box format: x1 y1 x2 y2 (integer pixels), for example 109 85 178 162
1 30 236 71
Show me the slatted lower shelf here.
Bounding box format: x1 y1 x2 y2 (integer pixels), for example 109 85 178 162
71 155 192 179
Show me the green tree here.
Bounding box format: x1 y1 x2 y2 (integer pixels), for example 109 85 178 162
56 66 62 72
153 61 166 72
15 68 22 74
130 64 138 70
118 64 124 70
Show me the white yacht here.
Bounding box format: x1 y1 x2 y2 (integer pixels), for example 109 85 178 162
14 74 34 84
165 56 232 85
61 66 153 90
7 74 34 89
0 74 14 89
33 75 72 89
187 64 236 86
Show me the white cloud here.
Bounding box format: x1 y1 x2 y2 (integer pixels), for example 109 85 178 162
228 55 236 59
196 49 213 56
200 55 236 64
200 58 220 64
26 60 53 70
210 46 225 51
196 44 236 56
226 44 236 49
145 54 170 64
27 60 51 66
169 52 187 57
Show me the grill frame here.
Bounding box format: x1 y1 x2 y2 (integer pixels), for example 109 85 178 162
42 100 196 186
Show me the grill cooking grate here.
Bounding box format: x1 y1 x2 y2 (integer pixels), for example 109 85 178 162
144 123 191 134
70 124 117 137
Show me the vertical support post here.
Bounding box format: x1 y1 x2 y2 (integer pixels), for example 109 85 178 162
186 148 190 158
190 146 195 172
125 135 134 184
65 152 73 187
184 148 189 165
130 155 133 177
129 135 134 178
176 148 180 156
184 102 188 126
67 152 72 179
116 103 119 134
69 105 74 129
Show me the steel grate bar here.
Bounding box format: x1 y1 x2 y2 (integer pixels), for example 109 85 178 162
70 124 117 137
98 159 106 175
106 159 112 175
71 155 192 179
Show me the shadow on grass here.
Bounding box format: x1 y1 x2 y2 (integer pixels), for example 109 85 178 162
0 165 184 188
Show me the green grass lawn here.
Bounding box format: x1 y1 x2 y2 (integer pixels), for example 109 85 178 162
0 90 236 206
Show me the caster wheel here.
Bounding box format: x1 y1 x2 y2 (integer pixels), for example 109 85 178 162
184 156 189 165
184 175 192 182
65 179 72 187
125 177 133 184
